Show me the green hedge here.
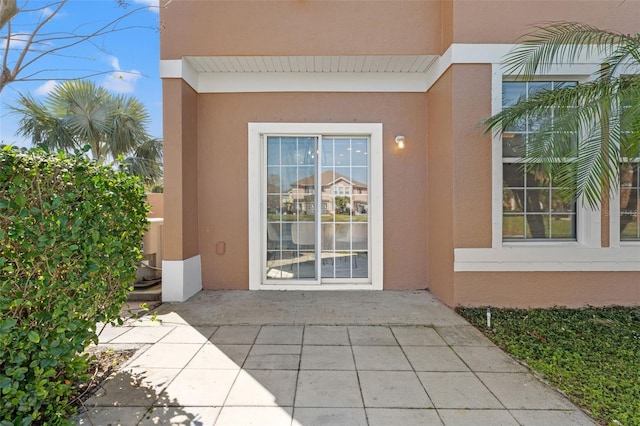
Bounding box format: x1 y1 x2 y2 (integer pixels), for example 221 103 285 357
0 146 148 425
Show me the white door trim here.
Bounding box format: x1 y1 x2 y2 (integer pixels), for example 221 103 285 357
248 122 383 290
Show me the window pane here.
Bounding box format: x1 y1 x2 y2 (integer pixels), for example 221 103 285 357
503 214 525 239
502 81 578 241
620 163 640 240
502 134 526 157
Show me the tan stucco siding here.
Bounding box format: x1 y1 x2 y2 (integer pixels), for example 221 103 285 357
163 79 199 260
160 0 442 58
196 92 428 290
426 68 455 306
452 65 492 248
450 0 640 44
455 271 640 308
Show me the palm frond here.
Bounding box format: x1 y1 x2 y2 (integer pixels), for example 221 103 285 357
504 22 628 78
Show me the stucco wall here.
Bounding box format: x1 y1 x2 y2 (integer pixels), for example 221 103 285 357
146 193 164 219
196 92 428 290
450 0 640 44
160 0 442 58
426 68 455 305
163 79 199 260
455 272 640 308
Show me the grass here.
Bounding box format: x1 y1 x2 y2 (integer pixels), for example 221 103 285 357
457 307 640 426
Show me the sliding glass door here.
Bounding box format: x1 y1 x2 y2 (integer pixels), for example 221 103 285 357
264 135 369 283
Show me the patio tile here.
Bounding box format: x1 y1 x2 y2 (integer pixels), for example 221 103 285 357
358 371 432 408
75 406 146 425
352 346 412 371
295 371 363 407
477 373 575 410
300 345 355 370
303 325 350 345
128 343 202 369
348 326 398 345
292 408 367 426
159 369 238 406
366 408 442 426
96 324 132 344
244 345 301 370
85 368 179 407
139 406 221 425
225 369 298 406
403 346 469 372
434 325 494 346
391 326 447 346
256 325 304 344
185 344 250 369
215 407 293 426
110 326 174 344
418 372 503 409
438 409 519 425
158 326 218 344
453 346 527 372
510 409 596 425
210 325 261 344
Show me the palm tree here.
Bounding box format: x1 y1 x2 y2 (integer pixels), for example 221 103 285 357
485 22 640 210
11 79 162 184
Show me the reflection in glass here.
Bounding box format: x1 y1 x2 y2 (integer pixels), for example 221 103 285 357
620 163 640 240
265 136 370 281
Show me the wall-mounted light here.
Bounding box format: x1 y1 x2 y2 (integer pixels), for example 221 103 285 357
395 135 405 149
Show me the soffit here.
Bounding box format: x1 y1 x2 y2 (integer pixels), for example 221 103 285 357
184 55 438 73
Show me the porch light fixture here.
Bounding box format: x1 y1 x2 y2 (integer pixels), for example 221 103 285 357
395 135 405 149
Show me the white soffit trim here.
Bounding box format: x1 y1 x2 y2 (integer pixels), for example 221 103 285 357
159 44 610 93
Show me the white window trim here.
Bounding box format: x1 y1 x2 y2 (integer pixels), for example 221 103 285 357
456 64 640 272
248 122 384 290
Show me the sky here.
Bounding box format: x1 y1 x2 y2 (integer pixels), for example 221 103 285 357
0 0 162 147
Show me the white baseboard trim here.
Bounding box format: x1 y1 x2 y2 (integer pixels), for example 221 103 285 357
162 255 202 302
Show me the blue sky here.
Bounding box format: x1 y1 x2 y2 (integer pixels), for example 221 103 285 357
0 0 162 147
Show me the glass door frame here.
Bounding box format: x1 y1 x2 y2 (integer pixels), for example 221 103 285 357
248 122 384 291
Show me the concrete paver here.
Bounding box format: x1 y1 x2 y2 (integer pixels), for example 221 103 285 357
403 346 469 371
295 370 363 407
139 406 221 425
185 344 250 369
210 325 261 344
243 344 301 370
366 408 442 426
438 409 519 425
348 326 397 346
358 371 432 408
300 345 355 370
352 346 412 370
477 372 576 410
418 372 503 409
390 325 447 346
292 408 367 426
303 325 350 345
453 345 529 373
225 369 297 406
76 291 595 425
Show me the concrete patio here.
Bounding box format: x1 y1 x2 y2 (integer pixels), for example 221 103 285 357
76 291 594 425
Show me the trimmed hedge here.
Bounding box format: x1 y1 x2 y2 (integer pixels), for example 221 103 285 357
0 146 148 425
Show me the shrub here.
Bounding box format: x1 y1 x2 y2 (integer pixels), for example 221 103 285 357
0 146 148 425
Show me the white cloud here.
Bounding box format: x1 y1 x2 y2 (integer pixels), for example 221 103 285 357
7 33 30 49
133 0 160 12
103 56 142 94
35 80 58 96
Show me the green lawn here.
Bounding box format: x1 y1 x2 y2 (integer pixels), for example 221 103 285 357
457 307 640 426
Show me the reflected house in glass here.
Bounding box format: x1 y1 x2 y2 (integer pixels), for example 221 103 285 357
289 171 368 216
159 0 640 308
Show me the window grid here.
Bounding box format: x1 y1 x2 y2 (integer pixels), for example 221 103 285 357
502 81 577 241
620 162 640 240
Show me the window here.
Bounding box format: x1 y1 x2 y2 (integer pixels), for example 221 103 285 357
501 81 578 241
